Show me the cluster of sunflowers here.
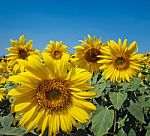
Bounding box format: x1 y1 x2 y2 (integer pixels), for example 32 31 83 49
0 35 150 136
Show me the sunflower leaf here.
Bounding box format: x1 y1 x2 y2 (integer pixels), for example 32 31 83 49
127 100 145 123
92 106 114 136
146 123 150 136
128 77 141 91
1 114 14 127
92 77 107 98
128 129 136 136
91 73 99 85
109 91 127 110
115 128 127 136
0 126 27 136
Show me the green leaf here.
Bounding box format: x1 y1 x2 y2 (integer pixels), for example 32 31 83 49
121 82 130 91
109 91 127 110
0 127 27 136
92 106 114 136
77 123 87 130
146 123 150 136
137 96 150 108
127 100 145 123
128 129 136 136
128 77 141 91
1 114 14 127
115 128 127 136
92 77 107 98
91 73 99 85
138 86 147 94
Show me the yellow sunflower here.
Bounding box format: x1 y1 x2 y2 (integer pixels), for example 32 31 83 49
0 57 10 84
8 54 96 136
98 39 144 82
74 35 106 72
45 40 69 61
0 87 6 102
6 35 39 73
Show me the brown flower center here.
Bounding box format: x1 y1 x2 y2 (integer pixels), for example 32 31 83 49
18 50 28 60
84 48 101 63
36 79 71 111
114 57 129 70
53 50 62 59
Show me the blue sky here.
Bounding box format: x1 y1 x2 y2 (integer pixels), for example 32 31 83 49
0 0 150 56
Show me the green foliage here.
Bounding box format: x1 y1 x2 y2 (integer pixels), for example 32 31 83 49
115 128 127 136
92 106 114 136
0 114 14 127
0 127 27 136
127 100 145 123
146 124 150 136
89 69 150 136
109 91 127 110
128 129 136 136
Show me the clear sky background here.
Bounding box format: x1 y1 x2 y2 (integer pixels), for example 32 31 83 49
0 0 150 56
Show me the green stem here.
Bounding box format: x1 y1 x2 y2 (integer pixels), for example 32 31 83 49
114 109 117 134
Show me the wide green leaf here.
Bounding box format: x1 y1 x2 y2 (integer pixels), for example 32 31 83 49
127 77 141 91
0 127 27 136
109 91 127 110
92 106 114 136
91 73 99 85
128 129 136 136
115 128 127 136
92 76 107 98
1 114 14 127
127 100 145 123
146 123 150 136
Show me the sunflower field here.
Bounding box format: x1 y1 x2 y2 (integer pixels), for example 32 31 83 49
0 35 150 136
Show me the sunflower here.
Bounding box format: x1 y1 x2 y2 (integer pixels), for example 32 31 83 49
98 39 144 82
0 87 6 102
0 57 10 84
74 35 106 72
8 54 96 136
45 40 69 61
6 35 39 73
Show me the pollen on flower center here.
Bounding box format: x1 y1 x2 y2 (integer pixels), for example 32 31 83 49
36 79 71 111
114 57 129 70
84 48 101 63
18 50 28 59
53 50 62 59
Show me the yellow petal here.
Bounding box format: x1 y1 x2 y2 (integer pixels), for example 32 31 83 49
72 97 96 110
69 83 93 90
69 105 90 123
55 54 69 80
67 68 92 86
42 52 55 79
52 113 60 135
27 55 49 80
8 72 39 89
41 110 49 135
71 91 96 99
19 105 38 126
14 98 36 112
128 41 137 54
8 86 34 96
